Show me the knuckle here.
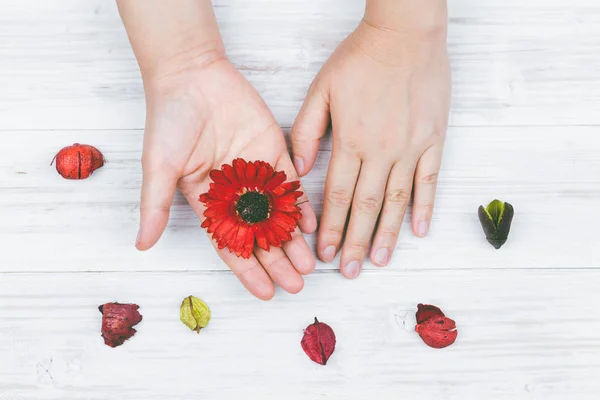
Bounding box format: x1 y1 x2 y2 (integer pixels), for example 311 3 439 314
268 255 290 271
417 203 435 214
291 127 312 143
385 189 411 206
346 238 370 253
321 225 344 241
418 172 439 185
338 136 359 153
378 228 399 241
327 188 353 208
355 196 381 214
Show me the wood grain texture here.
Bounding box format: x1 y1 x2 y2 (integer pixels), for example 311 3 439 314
2 0 600 129
1 270 599 400
1 0 600 399
1 127 599 271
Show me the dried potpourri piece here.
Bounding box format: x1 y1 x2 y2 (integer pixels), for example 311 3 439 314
98 302 143 348
180 295 211 333
415 304 458 349
301 318 336 365
52 143 105 179
199 158 303 258
478 199 514 249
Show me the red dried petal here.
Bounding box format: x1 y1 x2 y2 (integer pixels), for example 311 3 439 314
99 302 143 348
53 143 104 180
301 317 336 365
89 145 105 172
415 304 458 349
416 303 445 324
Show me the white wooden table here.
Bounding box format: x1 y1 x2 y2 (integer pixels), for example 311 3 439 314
1 1 600 399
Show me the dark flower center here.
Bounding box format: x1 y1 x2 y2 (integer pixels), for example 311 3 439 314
236 191 270 224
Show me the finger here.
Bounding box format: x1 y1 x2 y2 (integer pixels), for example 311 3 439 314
181 187 276 301
370 162 416 267
254 247 305 294
412 145 444 238
217 244 275 301
340 162 392 279
290 80 330 177
318 150 361 263
136 157 179 251
275 157 317 234
282 228 316 275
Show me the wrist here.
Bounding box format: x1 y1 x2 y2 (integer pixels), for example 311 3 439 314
117 0 227 82
364 0 447 39
139 39 227 84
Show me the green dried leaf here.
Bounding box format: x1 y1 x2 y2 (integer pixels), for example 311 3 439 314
485 199 505 228
180 295 211 333
478 200 514 249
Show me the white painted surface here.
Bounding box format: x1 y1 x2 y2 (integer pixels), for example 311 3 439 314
0 0 599 399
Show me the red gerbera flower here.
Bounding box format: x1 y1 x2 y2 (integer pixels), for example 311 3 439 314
199 158 303 259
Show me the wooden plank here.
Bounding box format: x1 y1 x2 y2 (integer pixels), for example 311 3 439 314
1 0 600 129
1 127 598 272
0 269 598 399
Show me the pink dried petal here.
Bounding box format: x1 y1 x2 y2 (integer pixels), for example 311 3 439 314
99 302 143 348
301 317 336 365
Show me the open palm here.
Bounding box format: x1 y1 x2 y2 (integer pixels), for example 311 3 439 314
136 59 317 300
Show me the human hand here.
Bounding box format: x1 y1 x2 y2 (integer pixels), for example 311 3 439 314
117 0 317 299
135 58 318 299
291 3 450 278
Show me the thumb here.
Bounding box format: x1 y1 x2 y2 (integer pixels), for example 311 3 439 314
136 157 179 251
290 80 330 177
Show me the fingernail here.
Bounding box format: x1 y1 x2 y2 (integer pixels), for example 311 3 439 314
344 260 361 279
322 245 336 262
418 221 429 237
294 156 305 175
374 248 389 266
135 230 141 245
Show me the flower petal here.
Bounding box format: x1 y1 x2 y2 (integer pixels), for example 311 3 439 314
255 165 268 190
263 171 287 191
262 222 281 247
245 161 257 189
254 225 269 251
234 159 248 187
269 219 292 241
271 210 299 231
210 169 232 186
222 164 239 186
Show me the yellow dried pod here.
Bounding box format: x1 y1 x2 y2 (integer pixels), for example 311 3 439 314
180 295 211 333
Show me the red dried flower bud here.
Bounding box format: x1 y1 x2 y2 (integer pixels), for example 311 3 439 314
99 302 142 348
301 317 336 365
52 143 104 179
415 303 458 349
